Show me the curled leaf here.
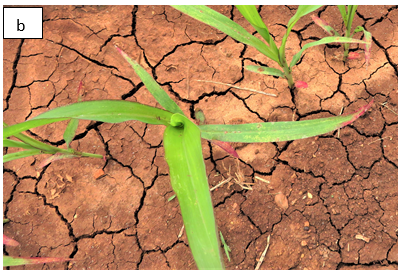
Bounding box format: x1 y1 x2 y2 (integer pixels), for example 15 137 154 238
295 81 308 88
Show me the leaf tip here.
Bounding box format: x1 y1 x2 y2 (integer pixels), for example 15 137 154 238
339 99 374 128
211 140 239 158
114 45 126 57
3 234 20 246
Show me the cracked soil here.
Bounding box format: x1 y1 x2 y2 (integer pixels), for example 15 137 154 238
3 5 398 270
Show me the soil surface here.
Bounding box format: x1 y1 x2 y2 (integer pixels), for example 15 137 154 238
3 5 398 270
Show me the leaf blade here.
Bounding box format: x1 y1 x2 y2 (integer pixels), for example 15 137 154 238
3 255 72 267
115 47 184 115
4 101 172 138
290 36 370 69
200 100 373 143
3 149 43 163
3 118 67 139
3 139 37 150
235 5 278 52
164 114 224 269
246 65 285 77
279 5 322 62
172 5 279 63
311 15 340 36
63 118 79 148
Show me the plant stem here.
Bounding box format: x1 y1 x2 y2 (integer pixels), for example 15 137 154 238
343 5 358 60
343 33 351 60
73 151 104 159
282 64 294 88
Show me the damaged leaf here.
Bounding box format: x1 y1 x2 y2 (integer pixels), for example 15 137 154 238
39 153 79 168
200 99 374 143
311 15 340 36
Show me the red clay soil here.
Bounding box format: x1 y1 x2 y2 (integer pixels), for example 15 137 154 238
3 5 398 270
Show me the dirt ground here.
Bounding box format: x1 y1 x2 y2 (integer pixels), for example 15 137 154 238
3 5 398 270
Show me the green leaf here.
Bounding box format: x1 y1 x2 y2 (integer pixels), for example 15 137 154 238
3 122 103 159
289 36 370 69
3 149 43 163
115 47 184 116
200 100 373 143
337 5 348 25
3 139 37 150
31 100 173 125
219 231 231 262
4 100 173 138
63 118 79 148
3 118 69 139
164 113 224 269
4 256 30 267
235 5 278 52
3 255 72 267
167 194 176 202
172 5 279 63
345 5 358 35
195 108 206 125
279 5 322 62
246 65 285 77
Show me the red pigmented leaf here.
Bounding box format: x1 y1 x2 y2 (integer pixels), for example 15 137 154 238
363 31 372 68
39 153 79 168
210 140 239 158
196 108 238 158
3 234 19 246
347 52 360 60
295 81 308 88
339 99 374 129
311 15 338 36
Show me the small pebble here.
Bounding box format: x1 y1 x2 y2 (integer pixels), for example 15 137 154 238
304 221 310 231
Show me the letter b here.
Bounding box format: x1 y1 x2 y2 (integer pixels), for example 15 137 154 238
17 19 25 31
